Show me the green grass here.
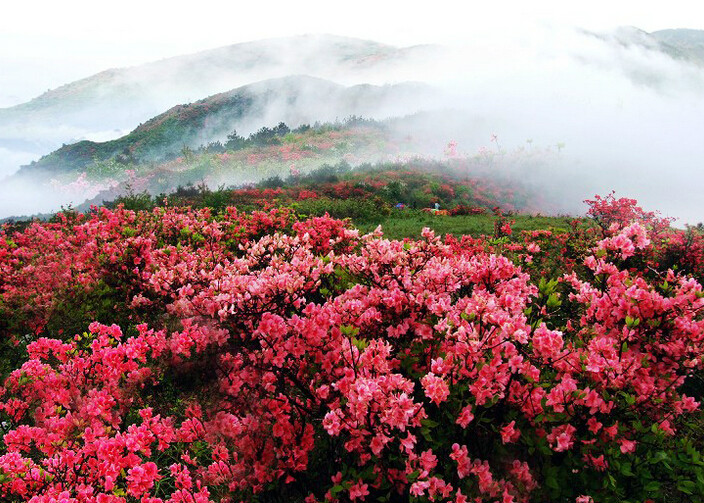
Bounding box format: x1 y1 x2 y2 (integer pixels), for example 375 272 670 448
353 210 576 240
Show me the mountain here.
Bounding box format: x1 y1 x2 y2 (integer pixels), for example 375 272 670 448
16 76 437 176
651 29 704 65
0 35 442 159
576 27 704 92
586 27 704 67
4 28 704 180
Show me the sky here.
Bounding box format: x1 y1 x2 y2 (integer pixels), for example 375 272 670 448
2 0 704 106
2 0 704 221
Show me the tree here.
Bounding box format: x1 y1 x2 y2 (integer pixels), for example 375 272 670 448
225 129 246 150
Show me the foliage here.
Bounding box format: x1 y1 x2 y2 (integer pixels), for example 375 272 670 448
0 194 704 503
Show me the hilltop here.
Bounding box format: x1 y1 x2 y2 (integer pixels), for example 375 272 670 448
16 76 434 176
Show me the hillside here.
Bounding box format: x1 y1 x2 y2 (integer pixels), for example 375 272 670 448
652 28 704 65
96 160 564 239
0 113 580 221
0 117 427 219
15 76 435 176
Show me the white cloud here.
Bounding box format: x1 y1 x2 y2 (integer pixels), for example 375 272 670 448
2 1 704 103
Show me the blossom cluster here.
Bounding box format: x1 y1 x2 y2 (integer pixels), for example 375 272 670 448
0 198 703 502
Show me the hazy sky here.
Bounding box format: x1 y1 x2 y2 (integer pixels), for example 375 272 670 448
2 0 704 106
2 0 704 221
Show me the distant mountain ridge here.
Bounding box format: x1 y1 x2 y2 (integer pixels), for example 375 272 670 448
3 28 702 161
573 27 704 92
6 35 436 113
0 35 442 157
588 27 704 66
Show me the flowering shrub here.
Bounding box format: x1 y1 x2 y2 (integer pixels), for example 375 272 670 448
584 192 672 233
584 192 704 283
292 213 359 255
50 172 121 200
1 196 704 502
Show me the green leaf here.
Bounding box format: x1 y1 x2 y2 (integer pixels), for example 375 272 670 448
650 451 668 464
643 480 660 492
351 337 368 350
677 480 696 495
620 462 634 477
607 473 617 488
546 293 561 308
421 418 439 428
407 470 421 482
625 315 640 328
340 325 360 337
546 474 559 490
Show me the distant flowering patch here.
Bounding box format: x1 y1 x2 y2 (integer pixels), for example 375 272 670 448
50 171 120 199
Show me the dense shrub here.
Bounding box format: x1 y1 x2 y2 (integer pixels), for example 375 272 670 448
1 197 704 502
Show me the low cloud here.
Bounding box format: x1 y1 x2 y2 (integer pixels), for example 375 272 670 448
1 25 704 223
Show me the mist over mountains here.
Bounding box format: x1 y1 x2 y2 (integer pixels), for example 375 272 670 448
0 35 441 158
2 27 704 222
2 28 702 164
17 76 436 176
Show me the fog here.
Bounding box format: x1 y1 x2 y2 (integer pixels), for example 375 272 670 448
419 25 704 222
2 24 704 222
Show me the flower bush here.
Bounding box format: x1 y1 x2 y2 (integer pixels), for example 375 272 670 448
0 195 704 502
